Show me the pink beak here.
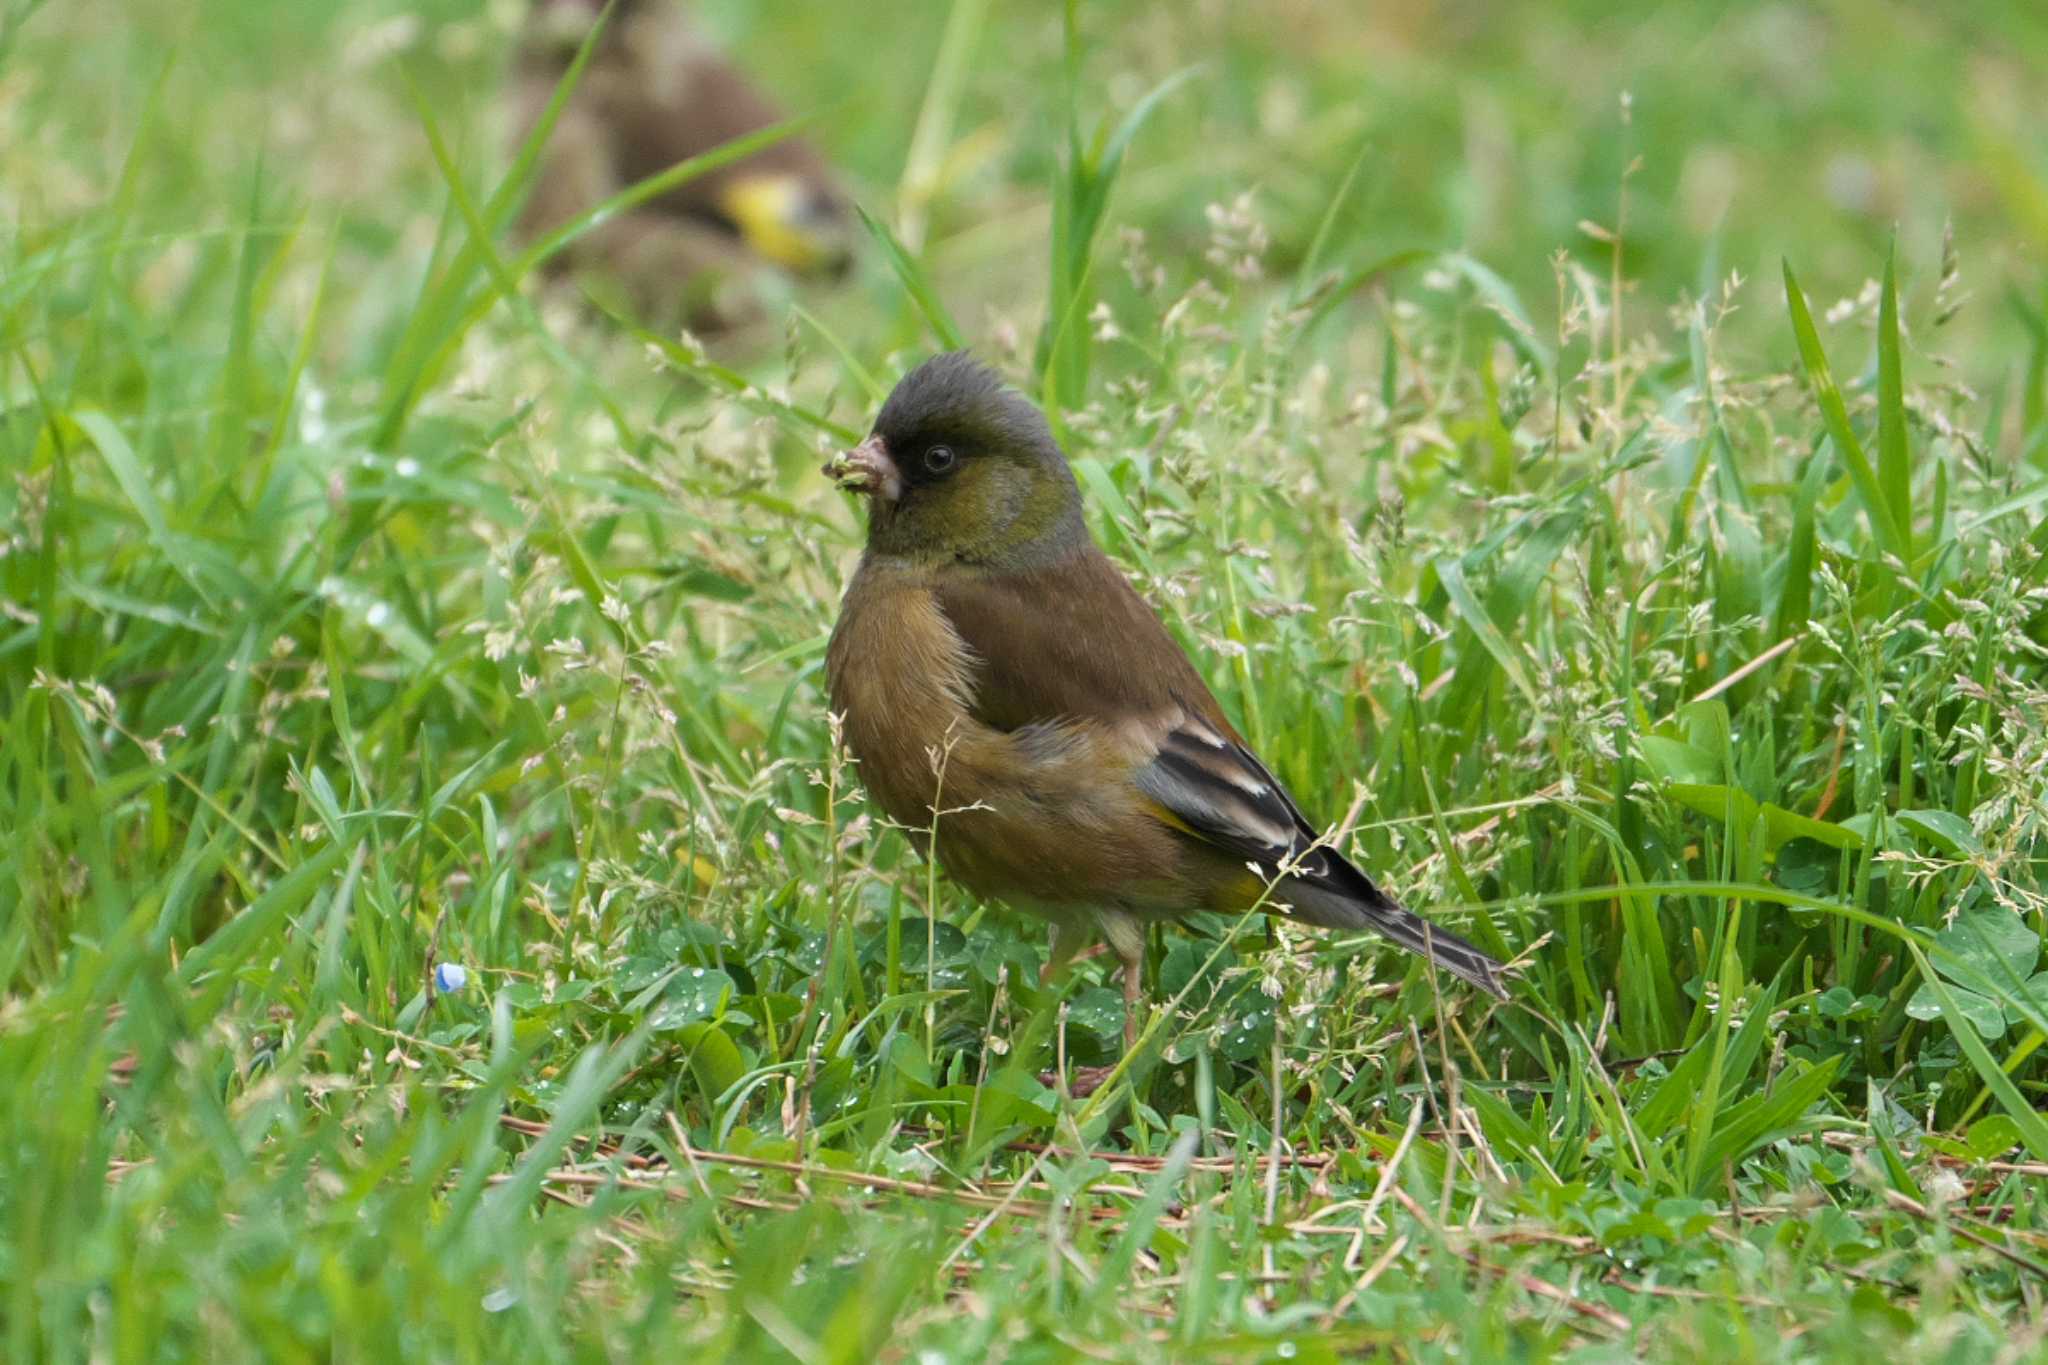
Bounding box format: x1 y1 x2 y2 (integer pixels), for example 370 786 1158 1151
824 435 903 501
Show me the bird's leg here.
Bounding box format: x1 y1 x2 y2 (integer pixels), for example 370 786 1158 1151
1038 919 1122 1098
1120 943 1144 1053
1054 938 1144 1100
1094 910 1148 1055
1041 919 1092 986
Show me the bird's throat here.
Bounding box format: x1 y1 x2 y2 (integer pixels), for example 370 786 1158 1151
864 464 1086 570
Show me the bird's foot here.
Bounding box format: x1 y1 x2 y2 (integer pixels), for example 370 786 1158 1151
1038 1064 1119 1099
1037 941 1111 986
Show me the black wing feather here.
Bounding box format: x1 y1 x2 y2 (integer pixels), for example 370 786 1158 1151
1134 718 1509 999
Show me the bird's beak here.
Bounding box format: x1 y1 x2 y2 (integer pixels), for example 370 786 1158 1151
716 174 854 278
823 435 902 501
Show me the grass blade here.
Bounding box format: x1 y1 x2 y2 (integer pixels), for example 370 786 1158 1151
374 2 612 439
1293 130 1374 299
1434 553 1542 709
1771 444 1828 644
854 203 963 351
1035 56 1198 412
1782 259 1909 560
894 0 988 251
1906 941 2048 1162
74 411 218 610
1078 1131 1198 1323
1877 242 1912 556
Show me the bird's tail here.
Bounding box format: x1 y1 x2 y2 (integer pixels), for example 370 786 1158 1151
1280 861 1510 1000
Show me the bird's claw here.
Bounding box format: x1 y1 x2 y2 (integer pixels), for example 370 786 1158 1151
1038 1064 1118 1099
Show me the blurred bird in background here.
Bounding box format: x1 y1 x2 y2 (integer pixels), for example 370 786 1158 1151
511 0 855 332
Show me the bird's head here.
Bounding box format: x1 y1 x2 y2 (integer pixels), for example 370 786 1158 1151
711 174 853 278
825 353 1084 565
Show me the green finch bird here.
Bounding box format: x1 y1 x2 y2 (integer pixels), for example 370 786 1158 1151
823 354 1509 1061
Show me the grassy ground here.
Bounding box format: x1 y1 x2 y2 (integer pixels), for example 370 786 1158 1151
6 0 2048 1359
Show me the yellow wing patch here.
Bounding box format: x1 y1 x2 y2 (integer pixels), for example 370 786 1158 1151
1140 797 1199 836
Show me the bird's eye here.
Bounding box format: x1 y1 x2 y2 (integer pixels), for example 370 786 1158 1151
922 445 957 475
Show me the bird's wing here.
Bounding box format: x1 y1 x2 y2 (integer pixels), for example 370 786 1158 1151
931 552 1214 733
1129 711 1324 876
1131 712 1508 997
934 553 1328 874
932 551 1325 869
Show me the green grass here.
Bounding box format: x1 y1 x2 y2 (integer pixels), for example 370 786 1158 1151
6 0 2048 1359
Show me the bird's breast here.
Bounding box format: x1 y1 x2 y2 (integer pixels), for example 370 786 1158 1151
824 556 1202 912
824 563 981 832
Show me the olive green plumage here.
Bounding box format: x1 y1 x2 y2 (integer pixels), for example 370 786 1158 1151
824 354 1508 1050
